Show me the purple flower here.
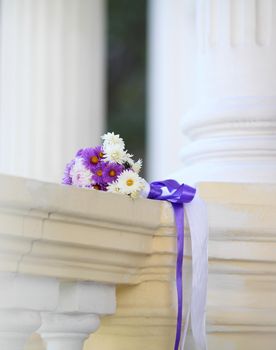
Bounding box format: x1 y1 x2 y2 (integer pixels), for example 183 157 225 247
62 159 75 185
103 162 123 184
92 183 107 191
75 149 83 157
92 163 107 184
82 146 105 171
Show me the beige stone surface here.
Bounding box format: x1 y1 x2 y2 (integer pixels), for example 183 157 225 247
0 174 164 284
1 175 275 349
24 334 45 350
86 182 276 350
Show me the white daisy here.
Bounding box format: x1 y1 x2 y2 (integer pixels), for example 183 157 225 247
70 157 93 188
116 170 145 196
103 143 128 164
124 152 133 164
130 190 140 199
126 158 134 166
107 181 121 194
101 132 125 149
132 159 142 174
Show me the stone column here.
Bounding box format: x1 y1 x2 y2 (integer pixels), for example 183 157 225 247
0 0 105 183
39 314 100 350
180 0 276 184
39 282 115 350
0 273 58 350
147 0 196 181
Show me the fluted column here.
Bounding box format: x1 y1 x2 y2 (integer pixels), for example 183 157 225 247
179 0 276 184
147 0 196 181
0 0 105 183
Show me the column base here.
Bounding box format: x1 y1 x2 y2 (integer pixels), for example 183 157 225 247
39 313 100 350
181 96 276 184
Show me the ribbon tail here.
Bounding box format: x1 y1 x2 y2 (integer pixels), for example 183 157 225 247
180 303 191 350
172 203 185 350
186 194 209 350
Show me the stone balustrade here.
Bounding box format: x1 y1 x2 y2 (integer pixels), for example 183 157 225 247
0 174 275 349
0 173 169 350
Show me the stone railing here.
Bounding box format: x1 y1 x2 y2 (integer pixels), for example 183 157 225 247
0 174 275 350
0 174 175 350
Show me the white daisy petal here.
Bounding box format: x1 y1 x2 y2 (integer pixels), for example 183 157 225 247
107 181 122 194
126 158 134 166
132 159 142 174
130 191 139 199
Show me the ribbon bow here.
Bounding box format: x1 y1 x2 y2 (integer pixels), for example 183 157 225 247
148 179 208 350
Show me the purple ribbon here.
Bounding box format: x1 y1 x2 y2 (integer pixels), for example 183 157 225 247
148 179 196 350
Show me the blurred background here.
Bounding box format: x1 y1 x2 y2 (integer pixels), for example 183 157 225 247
0 0 193 184
1 0 272 185
107 0 147 174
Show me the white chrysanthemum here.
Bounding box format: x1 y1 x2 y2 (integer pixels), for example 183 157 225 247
101 132 125 149
70 158 93 188
130 190 140 199
132 159 142 174
126 158 134 166
103 144 128 164
117 170 145 196
124 152 133 164
107 181 121 194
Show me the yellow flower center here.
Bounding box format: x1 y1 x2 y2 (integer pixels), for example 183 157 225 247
96 169 103 176
109 170 116 177
126 179 134 186
90 156 99 164
99 152 104 158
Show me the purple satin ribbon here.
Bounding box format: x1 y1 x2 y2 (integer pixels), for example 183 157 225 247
148 179 196 350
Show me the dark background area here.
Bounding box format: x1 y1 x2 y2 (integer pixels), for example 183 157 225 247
107 0 147 174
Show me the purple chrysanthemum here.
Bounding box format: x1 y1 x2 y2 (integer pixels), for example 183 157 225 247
75 149 83 157
103 162 124 184
81 146 105 171
92 163 107 184
62 159 75 185
92 183 107 191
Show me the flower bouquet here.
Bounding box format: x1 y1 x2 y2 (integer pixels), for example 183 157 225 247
62 132 146 199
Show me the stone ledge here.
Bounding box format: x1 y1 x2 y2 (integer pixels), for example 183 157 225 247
2 174 276 349
0 174 171 284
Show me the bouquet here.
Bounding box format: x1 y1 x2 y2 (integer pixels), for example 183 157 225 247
62 132 146 199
